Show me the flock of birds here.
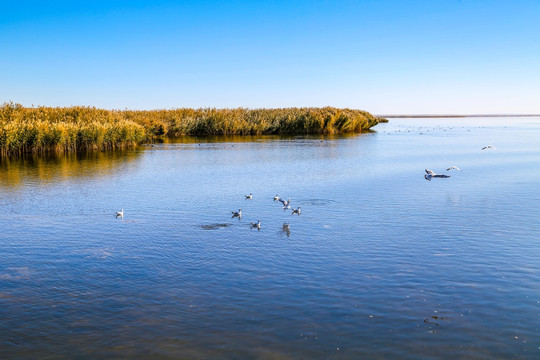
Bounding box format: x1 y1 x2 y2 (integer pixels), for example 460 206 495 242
424 145 495 181
231 193 301 231
114 194 301 234
114 145 497 220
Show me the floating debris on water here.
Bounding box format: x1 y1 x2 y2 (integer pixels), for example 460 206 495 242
423 314 448 333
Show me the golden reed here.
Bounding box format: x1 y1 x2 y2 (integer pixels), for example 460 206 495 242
1 103 386 155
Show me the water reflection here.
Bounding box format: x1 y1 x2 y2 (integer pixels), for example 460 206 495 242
280 223 291 237
300 199 335 206
200 223 232 230
1 119 539 359
161 133 372 144
0 266 33 280
154 133 376 163
0 150 143 190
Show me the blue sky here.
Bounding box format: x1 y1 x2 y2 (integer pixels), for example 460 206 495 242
1 0 539 114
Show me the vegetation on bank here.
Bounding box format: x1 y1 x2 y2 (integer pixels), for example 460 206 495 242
0 103 387 155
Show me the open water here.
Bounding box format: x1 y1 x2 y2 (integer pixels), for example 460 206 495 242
0 117 539 359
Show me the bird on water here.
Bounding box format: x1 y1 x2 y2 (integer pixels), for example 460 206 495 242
251 220 261 230
424 169 451 181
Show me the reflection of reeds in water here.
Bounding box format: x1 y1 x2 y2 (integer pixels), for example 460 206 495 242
0 150 142 189
1 103 386 155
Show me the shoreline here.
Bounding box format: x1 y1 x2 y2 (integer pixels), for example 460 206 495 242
377 114 540 118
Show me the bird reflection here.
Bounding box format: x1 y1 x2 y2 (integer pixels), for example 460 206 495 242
281 223 290 237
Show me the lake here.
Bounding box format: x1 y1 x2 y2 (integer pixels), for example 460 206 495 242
1 117 539 359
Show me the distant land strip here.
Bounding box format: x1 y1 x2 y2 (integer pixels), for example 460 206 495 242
0 103 386 155
377 114 540 118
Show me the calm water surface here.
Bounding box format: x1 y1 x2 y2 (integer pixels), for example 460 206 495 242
1 117 539 359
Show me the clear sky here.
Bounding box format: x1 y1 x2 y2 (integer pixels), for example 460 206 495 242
1 0 539 114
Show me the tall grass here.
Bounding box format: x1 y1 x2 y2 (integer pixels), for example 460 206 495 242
0 103 145 155
123 107 385 137
1 102 386 155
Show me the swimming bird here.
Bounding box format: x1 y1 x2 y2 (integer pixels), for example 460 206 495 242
482 145 496 150
446 166 462 171
424 169 451 181
231 209 242 218
273 194 280 201
251 220 261 230
292 207 301 215
116 209 124 218
245 193 253 200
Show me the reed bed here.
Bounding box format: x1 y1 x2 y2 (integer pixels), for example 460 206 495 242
1 102 386 155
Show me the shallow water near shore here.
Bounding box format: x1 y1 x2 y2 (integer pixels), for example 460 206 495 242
1 117 539 359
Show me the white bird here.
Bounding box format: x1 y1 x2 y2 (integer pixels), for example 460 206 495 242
232 209 242 218
424 169 451 181
446 166 462 171
251 220 261 230
116 209 124 218
273 194 280 201
245 193 253 200
292 207 301 215
482 145 496 150
279 197 291 209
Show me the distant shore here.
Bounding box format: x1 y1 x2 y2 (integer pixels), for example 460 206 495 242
377 114 540 118
0 103 386 155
